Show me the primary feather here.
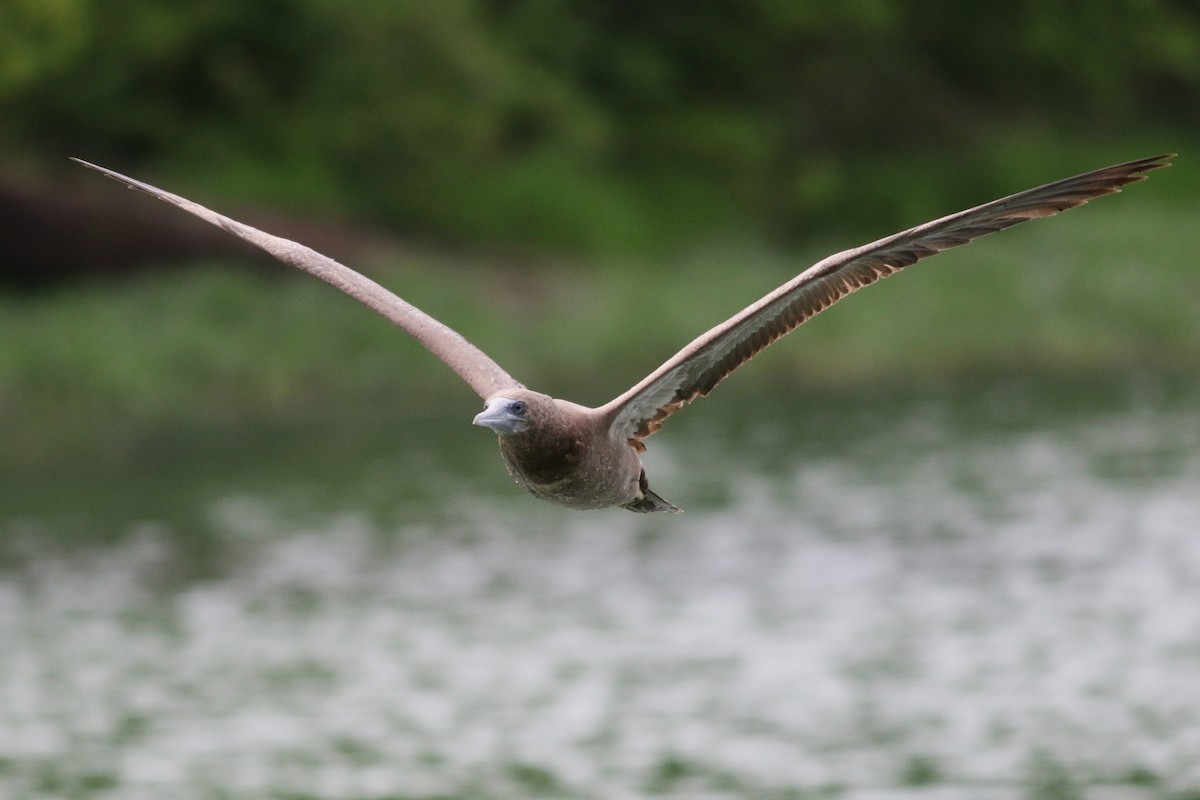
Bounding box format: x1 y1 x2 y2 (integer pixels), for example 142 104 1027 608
599 154 1174 445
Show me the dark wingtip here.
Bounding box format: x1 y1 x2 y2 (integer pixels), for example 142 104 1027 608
1123 153 1175 179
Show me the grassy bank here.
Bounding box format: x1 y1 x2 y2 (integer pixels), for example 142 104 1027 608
2 158 1196 451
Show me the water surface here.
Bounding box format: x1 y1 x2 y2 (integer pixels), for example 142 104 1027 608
2 376 1199 799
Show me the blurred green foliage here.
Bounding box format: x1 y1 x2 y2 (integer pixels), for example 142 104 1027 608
2 2 1195 434
3 197 1198 440
4 0 1197 251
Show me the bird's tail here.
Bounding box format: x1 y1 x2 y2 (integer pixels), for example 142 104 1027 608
624 489 682 513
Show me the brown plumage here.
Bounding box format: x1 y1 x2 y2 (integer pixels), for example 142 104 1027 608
75 154 1173 512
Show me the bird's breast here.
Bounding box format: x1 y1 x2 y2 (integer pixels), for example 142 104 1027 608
498 432 641 509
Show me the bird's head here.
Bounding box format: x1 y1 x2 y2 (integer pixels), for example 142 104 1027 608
473 390 552 437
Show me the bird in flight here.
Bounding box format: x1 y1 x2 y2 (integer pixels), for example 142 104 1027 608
75 154 1172 512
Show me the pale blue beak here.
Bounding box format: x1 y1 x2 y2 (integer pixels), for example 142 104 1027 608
472 398 527 435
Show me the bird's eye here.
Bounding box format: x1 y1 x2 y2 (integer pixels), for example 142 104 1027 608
511 400 528 415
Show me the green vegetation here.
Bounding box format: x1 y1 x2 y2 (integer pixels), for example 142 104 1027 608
4 0 1198 252
1 3 1196 444
2 179 1196 446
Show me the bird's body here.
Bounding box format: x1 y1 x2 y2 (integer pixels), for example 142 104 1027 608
75 154 1172 512
473 389 677 511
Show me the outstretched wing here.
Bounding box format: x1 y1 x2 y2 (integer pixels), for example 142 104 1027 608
74 159 524 400
599 153 1173 445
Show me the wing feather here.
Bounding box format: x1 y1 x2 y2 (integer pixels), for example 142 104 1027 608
74 159 523 400
600 154 1174 443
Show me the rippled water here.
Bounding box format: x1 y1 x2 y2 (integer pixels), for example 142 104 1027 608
2 377 1199 799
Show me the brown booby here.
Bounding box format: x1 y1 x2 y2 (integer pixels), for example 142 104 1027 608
74 154 1172 512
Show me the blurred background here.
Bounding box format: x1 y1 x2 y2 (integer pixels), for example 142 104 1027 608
2 2 1200 799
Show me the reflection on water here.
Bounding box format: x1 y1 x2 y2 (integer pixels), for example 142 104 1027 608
2 376 1199 799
